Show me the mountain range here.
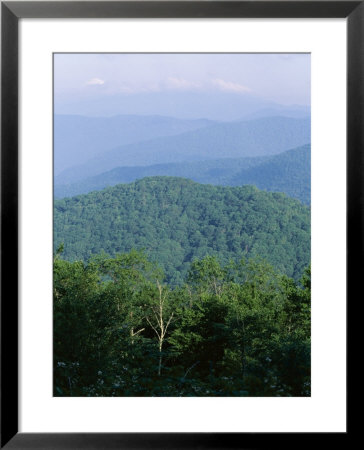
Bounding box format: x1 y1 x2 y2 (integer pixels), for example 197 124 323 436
55 144 311 205
55 91 310 121
54 114 214 174
55 116 310 185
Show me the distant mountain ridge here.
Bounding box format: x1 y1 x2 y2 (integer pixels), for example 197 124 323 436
55 90 310 121
229 144 310 204
54 155 269 198
241 107 309 121
55 116 311 185
54 114 215 174
55 145 310 204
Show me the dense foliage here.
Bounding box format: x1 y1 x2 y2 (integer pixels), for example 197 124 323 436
54 249 310 397
54 177 310 283
55 145 310 204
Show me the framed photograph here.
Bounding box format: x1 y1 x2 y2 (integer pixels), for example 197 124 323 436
1 1 357 448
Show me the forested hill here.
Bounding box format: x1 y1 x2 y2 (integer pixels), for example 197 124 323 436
54 177 310 284
229 144 310 203
54 145 310 204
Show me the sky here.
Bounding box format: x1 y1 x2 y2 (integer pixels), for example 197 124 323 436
54 53 310 120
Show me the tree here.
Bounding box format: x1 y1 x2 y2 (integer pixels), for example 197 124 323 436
54 250 311 397
144 281 175 376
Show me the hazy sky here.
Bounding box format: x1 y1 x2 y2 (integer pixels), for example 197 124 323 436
54 53 310 118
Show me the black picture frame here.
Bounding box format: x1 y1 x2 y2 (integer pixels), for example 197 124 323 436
1 1 358 448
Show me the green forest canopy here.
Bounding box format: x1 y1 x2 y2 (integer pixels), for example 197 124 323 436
54 177 310 284
54 250 310 397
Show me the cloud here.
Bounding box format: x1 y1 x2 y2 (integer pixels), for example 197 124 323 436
83 76 250 96
86 78 105 86
212 78 251 93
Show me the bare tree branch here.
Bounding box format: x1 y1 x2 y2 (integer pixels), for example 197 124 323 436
146 316 161 341
151 308 162 329
164 312 174 336
131 328 145 337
